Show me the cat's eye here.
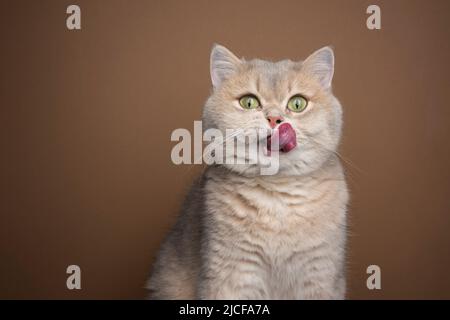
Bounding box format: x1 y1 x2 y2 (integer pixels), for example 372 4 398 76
239 95 260 109
287 96 308 113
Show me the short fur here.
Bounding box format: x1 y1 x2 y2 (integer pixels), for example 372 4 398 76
147 44 349 299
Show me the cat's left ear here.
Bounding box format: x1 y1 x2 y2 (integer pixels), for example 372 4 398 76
210 44 241 90
302 46 335 89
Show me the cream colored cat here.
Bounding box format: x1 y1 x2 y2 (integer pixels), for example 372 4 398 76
147 44 348 299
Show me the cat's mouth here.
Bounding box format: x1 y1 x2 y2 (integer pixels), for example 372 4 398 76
266 123 297 154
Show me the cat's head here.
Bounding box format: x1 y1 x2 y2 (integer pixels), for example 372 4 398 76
203 44 343 176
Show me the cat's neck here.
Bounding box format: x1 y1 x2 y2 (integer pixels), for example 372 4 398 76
207 154 343 185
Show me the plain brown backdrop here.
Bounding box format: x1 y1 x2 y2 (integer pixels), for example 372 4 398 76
1 0 449 299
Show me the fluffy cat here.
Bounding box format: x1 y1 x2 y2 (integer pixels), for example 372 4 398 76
147 44 348 299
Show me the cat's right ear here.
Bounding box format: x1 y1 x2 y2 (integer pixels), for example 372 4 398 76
210 44 241 90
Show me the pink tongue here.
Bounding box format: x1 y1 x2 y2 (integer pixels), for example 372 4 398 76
267 123 297 153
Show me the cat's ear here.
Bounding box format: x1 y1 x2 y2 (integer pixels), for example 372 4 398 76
302 46 335 89
210 44 241 90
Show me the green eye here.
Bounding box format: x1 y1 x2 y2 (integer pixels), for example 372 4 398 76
239 95 260 109
287 96 308 113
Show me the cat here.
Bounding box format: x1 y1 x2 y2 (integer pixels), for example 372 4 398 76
147 44 348 299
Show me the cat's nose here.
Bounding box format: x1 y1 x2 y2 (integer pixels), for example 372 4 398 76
266 116 284 128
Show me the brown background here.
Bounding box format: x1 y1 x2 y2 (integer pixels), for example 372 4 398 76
1 0 449 299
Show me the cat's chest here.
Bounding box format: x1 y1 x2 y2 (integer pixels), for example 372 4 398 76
232 177 345 247
234 183 344 271
235 179 335 223
205 169 347 247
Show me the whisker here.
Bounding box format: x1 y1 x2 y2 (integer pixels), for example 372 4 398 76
302 134 365 176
